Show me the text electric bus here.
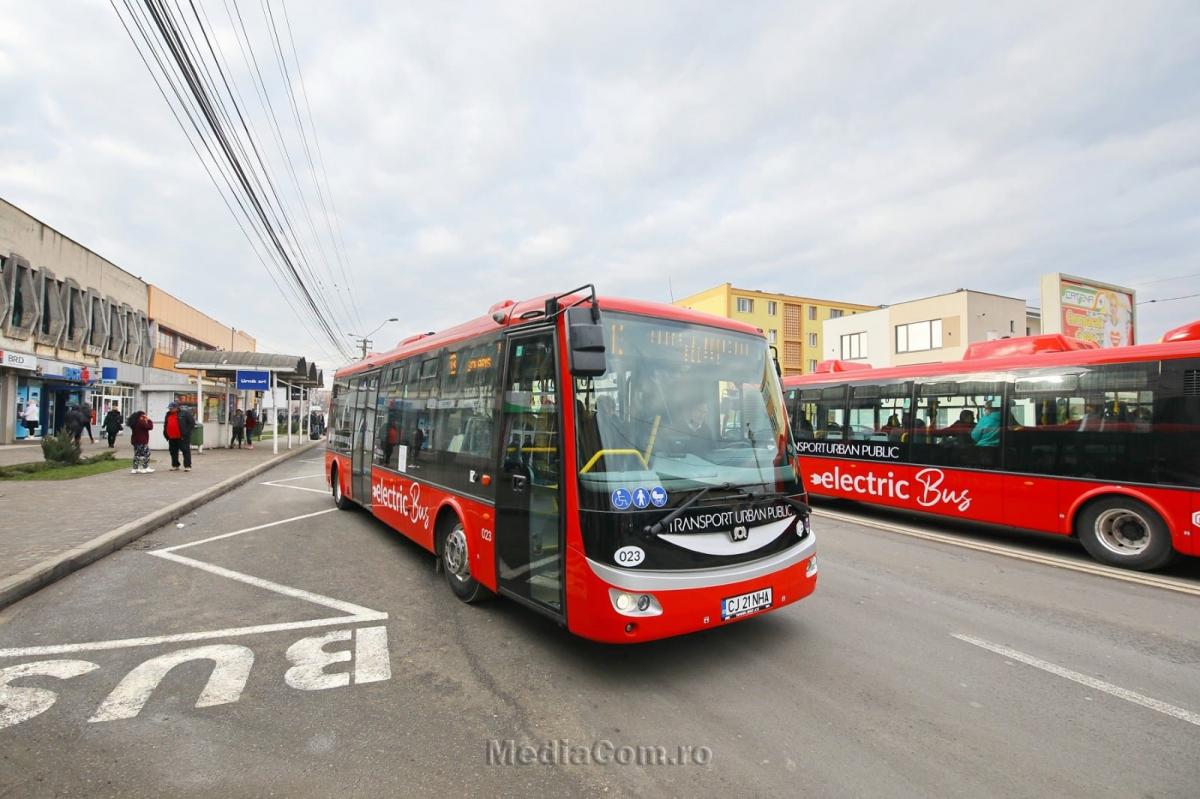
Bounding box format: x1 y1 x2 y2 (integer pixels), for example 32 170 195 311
327 287 816 642
783 323 1200 571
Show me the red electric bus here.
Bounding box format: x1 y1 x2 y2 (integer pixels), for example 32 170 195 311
783 322 1200 571
327 287 817 642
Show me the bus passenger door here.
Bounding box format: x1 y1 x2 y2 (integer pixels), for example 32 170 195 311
494 331 564 616
351 372 379 503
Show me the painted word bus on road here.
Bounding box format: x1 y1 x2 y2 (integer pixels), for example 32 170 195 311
784 321 1200 571
327 287 817 642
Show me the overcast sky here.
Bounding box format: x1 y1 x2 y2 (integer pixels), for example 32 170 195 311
2 1 1199 369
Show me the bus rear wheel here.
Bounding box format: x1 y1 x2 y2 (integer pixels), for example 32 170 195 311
1076 497 1173 571
331 466 354 510
442 521 488 603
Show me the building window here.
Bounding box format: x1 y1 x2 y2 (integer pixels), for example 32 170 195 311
895 319 943 354
808 332 818 347
840 332 867 360
830 309 844 319
768 330 778 344
807 359 818 372
767 301 778 316
1010 320 1016 333
807 306 817 321
736 297 753 314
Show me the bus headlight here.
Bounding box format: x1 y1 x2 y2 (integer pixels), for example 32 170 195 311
609 589 663 617
806 556 818 577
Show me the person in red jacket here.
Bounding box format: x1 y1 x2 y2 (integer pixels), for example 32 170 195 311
164 402 196 471
128 410 155 474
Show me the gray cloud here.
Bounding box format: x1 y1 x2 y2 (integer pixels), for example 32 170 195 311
2 0 1198 369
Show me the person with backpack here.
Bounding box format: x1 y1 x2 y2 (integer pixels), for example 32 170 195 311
164 402 196 471
128 410 155 474
102 406 124 448
64 404 85 448
231 407 246 448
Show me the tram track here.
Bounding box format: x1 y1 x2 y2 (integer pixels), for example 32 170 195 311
812 507 1200 598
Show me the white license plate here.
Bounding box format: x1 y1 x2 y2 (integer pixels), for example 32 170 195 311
721 587 773 620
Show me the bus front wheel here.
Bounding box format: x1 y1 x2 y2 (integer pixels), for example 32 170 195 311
1076 497 1173 571
331 466 354 511
442 521 489 603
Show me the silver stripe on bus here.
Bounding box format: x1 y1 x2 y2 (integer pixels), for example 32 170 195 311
586 533 816 591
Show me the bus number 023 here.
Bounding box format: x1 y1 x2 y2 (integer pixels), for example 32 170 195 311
614 546 645 567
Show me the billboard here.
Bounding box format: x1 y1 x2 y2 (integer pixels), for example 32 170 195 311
1040 274 1136 348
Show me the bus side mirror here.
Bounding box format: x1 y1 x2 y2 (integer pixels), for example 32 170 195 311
566 307 606 377
769 345 782 378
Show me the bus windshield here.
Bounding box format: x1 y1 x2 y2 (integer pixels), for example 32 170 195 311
574 312 798 503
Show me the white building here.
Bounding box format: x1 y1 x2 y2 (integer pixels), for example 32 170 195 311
822 289 1042 368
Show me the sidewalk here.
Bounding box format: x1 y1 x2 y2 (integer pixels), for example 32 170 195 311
0 438 324 608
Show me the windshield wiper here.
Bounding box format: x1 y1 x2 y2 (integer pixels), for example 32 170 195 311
644 482 754 536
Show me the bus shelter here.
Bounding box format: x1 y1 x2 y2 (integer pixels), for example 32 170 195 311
175 350 324 454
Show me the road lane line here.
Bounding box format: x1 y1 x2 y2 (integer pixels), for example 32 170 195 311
952 633 1200 728
159 507 338 553
814 508 1200 598
0 615 385 658
262 483 328 494
262 473 326 483
151 549 381 617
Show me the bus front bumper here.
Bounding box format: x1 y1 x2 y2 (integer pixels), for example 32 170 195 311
570 532 818 644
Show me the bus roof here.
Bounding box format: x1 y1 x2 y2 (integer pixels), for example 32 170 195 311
334 293 764 379
785 327 1200 389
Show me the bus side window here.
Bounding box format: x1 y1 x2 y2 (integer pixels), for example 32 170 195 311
911 378 1003 469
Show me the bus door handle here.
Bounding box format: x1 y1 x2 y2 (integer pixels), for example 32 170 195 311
512 474 528 494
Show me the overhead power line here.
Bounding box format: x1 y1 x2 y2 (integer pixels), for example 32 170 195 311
110 0 360 363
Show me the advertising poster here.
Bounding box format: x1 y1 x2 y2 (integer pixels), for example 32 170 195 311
1059 279 1135 348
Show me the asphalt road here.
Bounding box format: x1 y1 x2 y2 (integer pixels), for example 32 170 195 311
1 454 1198 798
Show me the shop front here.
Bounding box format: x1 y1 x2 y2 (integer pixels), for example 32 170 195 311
2 348 42 441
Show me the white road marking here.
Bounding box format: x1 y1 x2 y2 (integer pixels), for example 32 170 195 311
88 644 254 722
0 616 383 659
0 660 100 730
815 508 1200 598
953 633 1200 728
263 473 326 483
353 626 391 684
284 630 353 691
151 550 381 617
262 483 329 494
0 505 387 659
159 508 338 553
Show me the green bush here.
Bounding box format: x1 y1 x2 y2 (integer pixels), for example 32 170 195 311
41 429 82 465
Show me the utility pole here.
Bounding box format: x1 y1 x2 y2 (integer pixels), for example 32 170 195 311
347 318 398 361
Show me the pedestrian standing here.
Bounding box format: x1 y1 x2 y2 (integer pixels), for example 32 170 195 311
245 408 257 449
22 399 40 438
128 410 154 473
80 401 96 444
103 406 124 447
231 407 245 448
164 402 196 471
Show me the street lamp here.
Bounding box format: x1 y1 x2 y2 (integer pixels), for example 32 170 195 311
348 318 399 359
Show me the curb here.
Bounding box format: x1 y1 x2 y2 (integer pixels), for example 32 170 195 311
0 441 323 611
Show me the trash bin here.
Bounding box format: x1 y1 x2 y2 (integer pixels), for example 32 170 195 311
191 424 204 448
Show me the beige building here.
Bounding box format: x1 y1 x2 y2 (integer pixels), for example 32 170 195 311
148 285 255 374
674 283 877 375
0 196 258 443
823 289 1042 368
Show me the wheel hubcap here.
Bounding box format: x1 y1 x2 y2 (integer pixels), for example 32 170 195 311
444 526 470 582
1095 508 1151 556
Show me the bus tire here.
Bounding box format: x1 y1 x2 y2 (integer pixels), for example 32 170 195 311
441 520 488 603
330 465 354 511
1076 497 1174 571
